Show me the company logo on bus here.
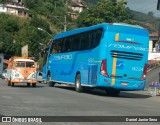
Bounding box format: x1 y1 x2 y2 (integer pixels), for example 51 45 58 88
116 61 124 69
53 54 72 60
107 44 148 51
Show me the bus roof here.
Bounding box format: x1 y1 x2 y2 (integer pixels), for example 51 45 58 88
112 23 143 29
54 23 105 39
54 23 145 39
14 59 34 62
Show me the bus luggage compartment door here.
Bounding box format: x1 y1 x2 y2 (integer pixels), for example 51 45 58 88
88 65 97 85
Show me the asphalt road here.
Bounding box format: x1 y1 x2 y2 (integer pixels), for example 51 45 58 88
0 67 160 125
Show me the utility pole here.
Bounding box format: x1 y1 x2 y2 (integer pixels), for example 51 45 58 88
157 1 160 47
53 15 71 32
64 15 67 32
157 0 160 10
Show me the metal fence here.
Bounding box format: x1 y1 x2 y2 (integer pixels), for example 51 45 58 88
148 60 160 72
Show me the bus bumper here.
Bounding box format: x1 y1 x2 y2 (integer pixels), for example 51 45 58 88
97 77 146 91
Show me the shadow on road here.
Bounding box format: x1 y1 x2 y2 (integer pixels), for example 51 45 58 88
9 84 45 88
118 91 150 98
54 85 151 99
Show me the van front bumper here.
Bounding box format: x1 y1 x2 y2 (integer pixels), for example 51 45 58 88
11 79 37 84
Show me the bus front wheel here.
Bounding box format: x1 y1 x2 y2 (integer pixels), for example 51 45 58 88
48 82 55 87
47 75 55 87
46 74 50 85
75 74 83 92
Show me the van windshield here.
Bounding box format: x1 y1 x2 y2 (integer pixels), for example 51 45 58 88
15 61 25 67
14 61 34 68
26 62 34 68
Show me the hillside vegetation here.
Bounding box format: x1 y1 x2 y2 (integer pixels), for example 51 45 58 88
129 10 160 32
0 0 159 59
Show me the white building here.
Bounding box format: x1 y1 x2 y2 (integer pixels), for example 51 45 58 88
69 0 86 13
0 4 29 17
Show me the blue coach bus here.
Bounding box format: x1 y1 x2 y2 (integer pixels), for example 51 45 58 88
42 23 149 95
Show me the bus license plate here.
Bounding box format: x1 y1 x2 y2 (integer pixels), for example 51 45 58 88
121 82 128 86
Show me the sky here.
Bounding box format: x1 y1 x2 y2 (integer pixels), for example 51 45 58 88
126 0 160 17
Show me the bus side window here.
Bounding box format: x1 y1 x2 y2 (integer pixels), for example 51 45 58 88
80 32 90 50
95 29 103 42
64 37 72 52
91 28 103 49
52 44 57 54
72 35 80 51
50 41 57 54
57 39 63 53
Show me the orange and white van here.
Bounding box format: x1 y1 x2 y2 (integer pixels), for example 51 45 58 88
6 56 37 87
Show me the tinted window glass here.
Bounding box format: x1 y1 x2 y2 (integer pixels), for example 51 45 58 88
80 32 90 50
90 28 103 49
26 62 35 68
72 35 80 51
50 41 57 54
64 37 72 52
57 39 64 53
53 28 103 53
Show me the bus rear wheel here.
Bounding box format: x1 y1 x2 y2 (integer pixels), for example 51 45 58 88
75 74 83 92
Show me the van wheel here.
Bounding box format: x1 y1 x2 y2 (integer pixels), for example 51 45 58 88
8 81 11 86
11 83 14 87
27 83 30 87
75 74 83 92
105 89 120 96
32 83 36 87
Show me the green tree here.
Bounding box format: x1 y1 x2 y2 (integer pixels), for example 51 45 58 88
0 13 51 59
148 11 154 17
77 0 134 27
0 0 7 3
